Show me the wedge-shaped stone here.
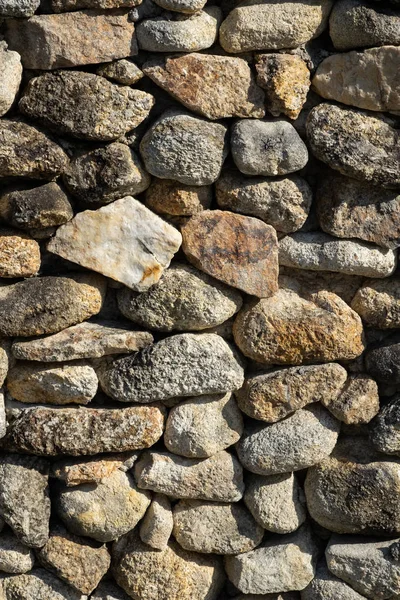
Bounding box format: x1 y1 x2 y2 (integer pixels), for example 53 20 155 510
352 278 400 328
48 196 182 291
0 569 86 600
143 53 264 120
4 405 166 456
139 494 173 550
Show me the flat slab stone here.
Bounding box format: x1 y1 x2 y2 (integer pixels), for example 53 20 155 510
48 196 182 291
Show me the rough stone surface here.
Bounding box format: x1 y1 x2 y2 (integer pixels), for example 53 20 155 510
301 559 367 600
317 172 400 249
0 42 22 117
351 278 400 328
306 103 400 188
0 120 68 180
0 532 34 574
233 286 365 365
92 581 132 600
6 10 137 70
225 526 318 594
0 229 40 278
164 392 243 458
145 179 211 216
12 321 153 363
219 0 333 53
19 71 154 141
97 59 144 85
366 339 400 383
135 450 244 502
99 333 244 403
153 0 206 12
4 404 165 456
0 569 85 600
0 274 105 337
182 210 279 297
51 452 138 487
57 470 151 542
139 493 173 550
51 0 141 9
0 0 39 16
173 500 263 555
117 264 242 332
370 396 400 456
48 196 182 291
279 232 397 277
140 109 228 185
216 171 312 234
244 472 306 534
231 119 308 176
143 53 265 119
236 363 347 423
321 374 379 424
112 531 224 600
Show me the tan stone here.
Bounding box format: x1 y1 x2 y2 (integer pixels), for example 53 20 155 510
145 178 211 216
52 453 138 486
182 210 279 298
0 229 40 278
351 278 400 328
143 53 265 120
96 58 143 85
51 0 140 10
321 374 379 424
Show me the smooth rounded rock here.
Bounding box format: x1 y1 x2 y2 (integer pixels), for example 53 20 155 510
0 42 22 117
352 278 400 328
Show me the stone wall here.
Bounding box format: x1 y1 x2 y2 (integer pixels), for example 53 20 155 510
0 0 398 598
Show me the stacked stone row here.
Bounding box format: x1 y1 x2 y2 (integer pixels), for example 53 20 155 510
0 0 398 598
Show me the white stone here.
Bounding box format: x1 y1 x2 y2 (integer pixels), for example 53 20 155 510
0 42 22 117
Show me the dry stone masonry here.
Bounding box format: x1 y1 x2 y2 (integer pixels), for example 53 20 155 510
0 0 398 598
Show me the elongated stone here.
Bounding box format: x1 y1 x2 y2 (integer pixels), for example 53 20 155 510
51 0 141 9
0 42 22 117
51 452 138 487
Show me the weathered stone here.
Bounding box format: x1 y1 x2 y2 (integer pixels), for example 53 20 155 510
92 581 132 600
0 341 10 390
6 10 137 70
0 569 85 600
0 42 22 117
321 374 379 424
279 232 397 277
173 500 263 555
0 390 6 440
6 361 98 406
301 559 367 600
352 279 400 328
19 71 154 142
143 53 264 119
305 437 400 535
57 469 151 542
97 59 143 85
50 0 141 9
0 0 39 16
231 119 308 176
48 197 181 291
329 0 400 50
51 452 138 487
317 173 400 249
37 526 110 594
326 535 400 599
237 404 340 475
233 286 365 364
153 0 206 12
0 229 40 278
145 178 211 216
140 493 173 550
0 532 34 574
182 210 278 297
236 363 347 423
140 109 228 185
225 526 318 594
256 53 310 119
370 396 400 456
164 392 243 458
129 0 163 21
63 143 150 205
306 103 400 188
113 531 224 600
12 321 153 363
244 472 306 534
216 171 312 234
233 595 299 600
4 404 165 456
0 274 105 338
135 450 244 502
117 264 242 332
219 0 333 53
313 46 400 112
0 455 50 548
0 120 68 180
99 333 244 403
365 337 400 383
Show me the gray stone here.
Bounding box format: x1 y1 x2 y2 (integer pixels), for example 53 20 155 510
164 392 243 458
237 404 340 475
352 278 400 328
244 472 307 534
117 264 242 332
321 374 379 425
279 232 397 277
57 469 151 542
63 143 150 205
301 559 367 600
0 120 68 180
19 71 154 142
329 0 400 50
99 333 244 403
225 526 318 595
216 171 312 234
153 0 206 11
0 569 86 600
219 0 333 52
236 363 347 423
231 119 308 176
306 103 400 188
135 450 244 502
97 59 144 85
370 396 400 456
139 493 173 550
140 109 228 185
0 42 22 117
0 455 50 548
173 500 263 555
0 532 34 574
92 581 131 600
12 321 153 363
0 0 39 16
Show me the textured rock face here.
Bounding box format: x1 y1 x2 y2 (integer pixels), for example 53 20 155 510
139 494 173 550
0 0 39 16
351 278 400 328
366 340 400 384
145 179 211 216
370 396 400 456
0 532 34 574
0 229 40 278
153 0 207 12
51 453 138 487
51 0 141 9
301 559 367 600
0 569 86 600
0 42 22 117
97 59 144 85
321 374 379 424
